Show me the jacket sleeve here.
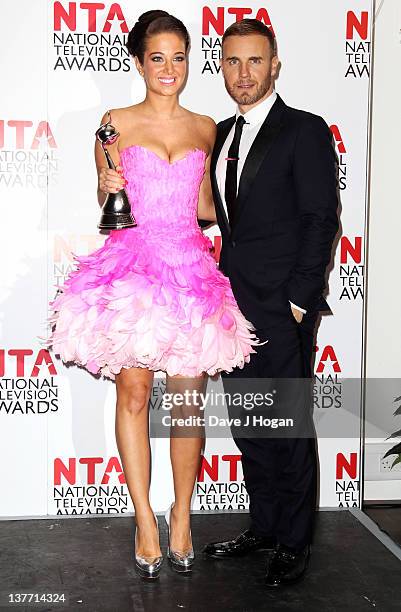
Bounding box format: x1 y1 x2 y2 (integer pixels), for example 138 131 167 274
286 115 339 311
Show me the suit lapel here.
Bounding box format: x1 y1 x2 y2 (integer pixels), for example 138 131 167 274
232 95 286 235
211 116 235 235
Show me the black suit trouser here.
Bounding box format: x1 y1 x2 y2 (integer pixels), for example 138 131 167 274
221 310 319 551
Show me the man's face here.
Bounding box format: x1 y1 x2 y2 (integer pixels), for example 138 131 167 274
221 34 279 110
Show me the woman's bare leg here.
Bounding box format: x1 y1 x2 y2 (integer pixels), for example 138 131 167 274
167 373 207 552
115 366 161 557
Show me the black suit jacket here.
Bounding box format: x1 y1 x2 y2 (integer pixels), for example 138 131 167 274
210 94 339 330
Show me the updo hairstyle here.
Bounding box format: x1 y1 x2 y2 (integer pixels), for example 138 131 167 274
126 10 190 63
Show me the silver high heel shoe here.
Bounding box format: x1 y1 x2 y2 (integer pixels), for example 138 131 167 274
134 512 163 580
165 502 194 573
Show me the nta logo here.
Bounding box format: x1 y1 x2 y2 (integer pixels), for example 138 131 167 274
339 237 364 301
54 456 125 484
198 454 242 481
54 2 128 32
0 121 56 150
345 11 370 78
335 452 359 507
0 349 57 377
202 6 274 36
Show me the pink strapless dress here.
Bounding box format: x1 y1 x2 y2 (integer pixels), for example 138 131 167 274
47 145 258 379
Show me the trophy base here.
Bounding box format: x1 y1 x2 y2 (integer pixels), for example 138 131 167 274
98 213 136 230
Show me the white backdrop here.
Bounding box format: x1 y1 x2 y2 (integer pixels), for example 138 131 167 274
364 0 401 501
0 0 372 517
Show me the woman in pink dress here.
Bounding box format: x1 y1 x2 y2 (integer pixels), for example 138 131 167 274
47 10 258 579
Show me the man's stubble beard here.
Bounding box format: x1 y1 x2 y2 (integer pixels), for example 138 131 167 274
224 73 272 107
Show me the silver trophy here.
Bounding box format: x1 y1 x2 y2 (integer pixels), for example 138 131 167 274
95 113 136 230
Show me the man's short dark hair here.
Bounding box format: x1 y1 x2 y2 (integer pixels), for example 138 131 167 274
222 18 276 55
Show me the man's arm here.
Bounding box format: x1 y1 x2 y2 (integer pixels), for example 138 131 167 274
287 115 339 312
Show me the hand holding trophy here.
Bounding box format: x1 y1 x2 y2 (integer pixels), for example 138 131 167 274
95 112 137 230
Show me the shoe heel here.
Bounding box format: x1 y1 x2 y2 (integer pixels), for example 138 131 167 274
134 512 163 580
165 502 194 574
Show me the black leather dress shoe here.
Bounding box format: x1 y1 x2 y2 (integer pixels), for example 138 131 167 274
265 544 310 587
203 529 276 558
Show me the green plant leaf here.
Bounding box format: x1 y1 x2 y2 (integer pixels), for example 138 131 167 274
391 455 401 469
393 404 401 416
383 442 401 458
394 396 401 402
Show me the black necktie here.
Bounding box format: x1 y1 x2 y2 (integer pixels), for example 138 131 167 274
225 115 246 227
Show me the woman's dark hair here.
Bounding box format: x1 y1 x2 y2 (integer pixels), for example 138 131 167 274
126 10 190 63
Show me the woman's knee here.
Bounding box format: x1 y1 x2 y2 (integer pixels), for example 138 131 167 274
117 382 151 417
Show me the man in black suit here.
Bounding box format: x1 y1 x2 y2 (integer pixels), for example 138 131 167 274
203 19 339 586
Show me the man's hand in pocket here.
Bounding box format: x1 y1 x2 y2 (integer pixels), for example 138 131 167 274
291 306 304 323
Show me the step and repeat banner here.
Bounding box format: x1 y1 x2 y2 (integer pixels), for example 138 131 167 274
0 0 372 517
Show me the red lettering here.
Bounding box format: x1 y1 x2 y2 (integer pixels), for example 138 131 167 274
202 6 224 36
54 2 126 32
0 349 56 377
202 6 274 37
330 125 346 154
54 457 126 485
31 349 57 377
103 3 128 33
336 452 358 479
101 457 126 483
255 8 274 34
222 454 241 480
80 457 103 484
31 122 57 150
7 120 33 149
227 7 252 22
316 345 341 373
101 457 125 484
346 11 369 40
8 349 33 377
198 455 218 481
340 237 362 264
54 457 76 485
54 1 76 31
80 2 104 32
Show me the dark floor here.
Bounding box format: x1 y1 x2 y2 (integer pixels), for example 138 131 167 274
365 505 401 549
0 511 400 612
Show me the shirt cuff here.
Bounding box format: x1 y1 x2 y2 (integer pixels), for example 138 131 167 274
289 301 307 314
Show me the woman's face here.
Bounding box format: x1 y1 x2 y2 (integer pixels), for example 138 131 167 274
135 32 188 96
